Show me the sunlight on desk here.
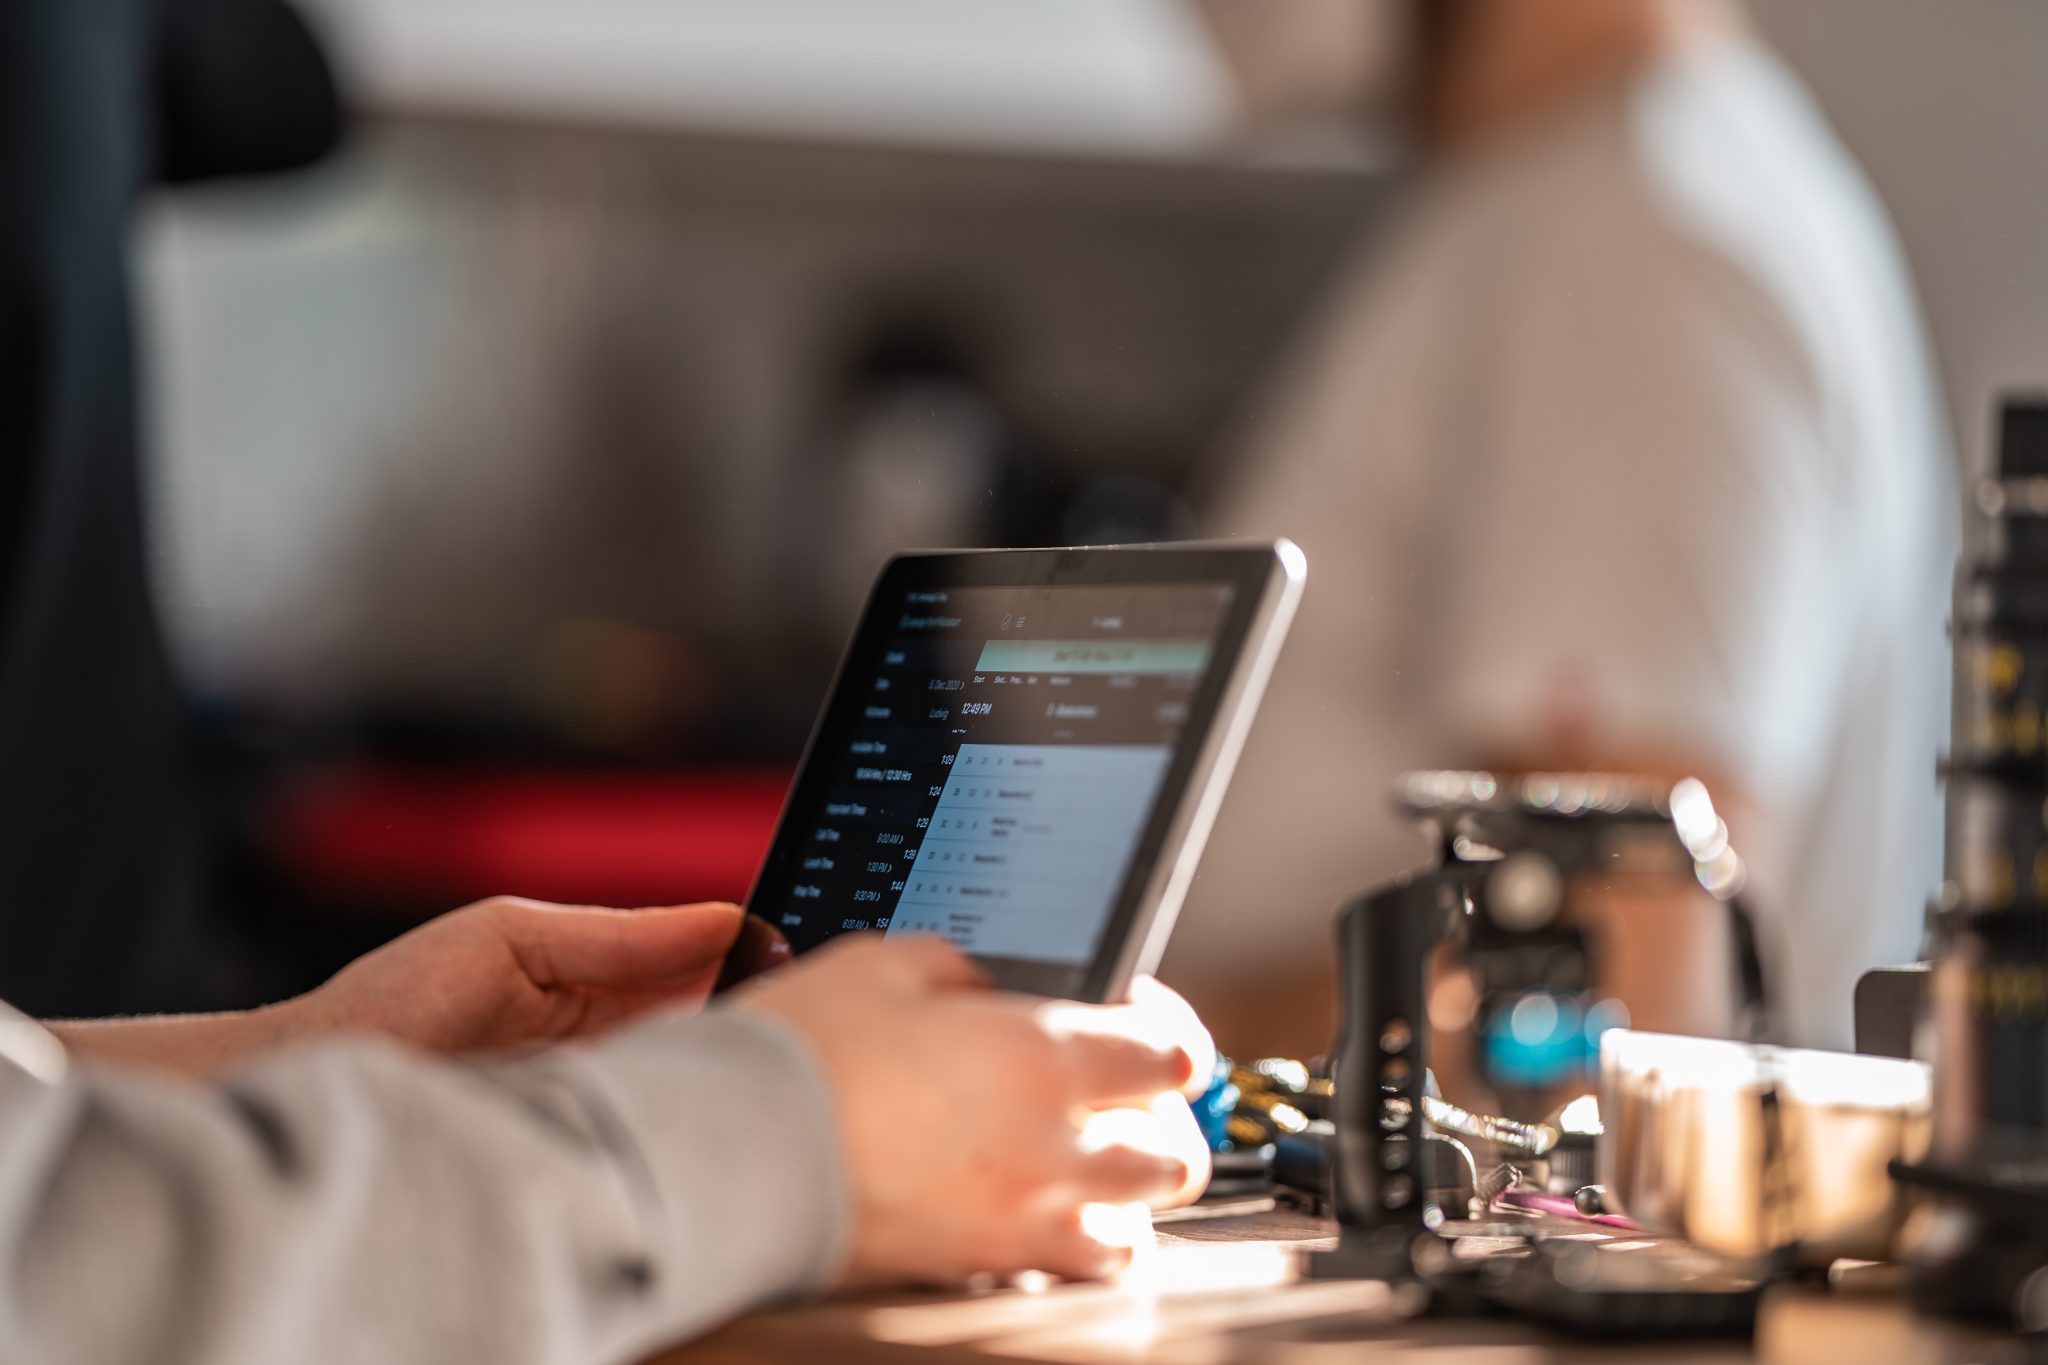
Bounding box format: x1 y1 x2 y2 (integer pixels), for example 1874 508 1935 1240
657 1210 2015 1365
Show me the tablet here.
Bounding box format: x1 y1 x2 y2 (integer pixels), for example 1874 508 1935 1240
743 542 1304 1002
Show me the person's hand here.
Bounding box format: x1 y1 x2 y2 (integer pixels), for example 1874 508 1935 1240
735 935 1214 1286
288 896 745 1057
49 896 745 1078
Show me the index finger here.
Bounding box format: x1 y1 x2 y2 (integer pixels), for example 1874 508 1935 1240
1034 1000 1199 1105
1128 976 1217 1099
817 932 992 993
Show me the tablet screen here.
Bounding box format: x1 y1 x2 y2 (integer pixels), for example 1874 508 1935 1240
748 550 1284 999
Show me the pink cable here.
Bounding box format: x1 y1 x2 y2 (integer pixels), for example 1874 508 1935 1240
1497 1188 1645 1230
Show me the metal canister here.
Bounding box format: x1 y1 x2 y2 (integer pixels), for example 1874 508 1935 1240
1596 1029 1932 1265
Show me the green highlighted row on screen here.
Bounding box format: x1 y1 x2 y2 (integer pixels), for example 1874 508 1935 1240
971 639 1212 677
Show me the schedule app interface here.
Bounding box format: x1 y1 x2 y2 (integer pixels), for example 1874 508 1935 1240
766 582 1233 992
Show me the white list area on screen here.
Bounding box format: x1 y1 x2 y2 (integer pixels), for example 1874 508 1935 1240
885 742 1171 962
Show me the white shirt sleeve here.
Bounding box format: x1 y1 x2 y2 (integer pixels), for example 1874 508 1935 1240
0 1005 847 1365
1419 206 1856 810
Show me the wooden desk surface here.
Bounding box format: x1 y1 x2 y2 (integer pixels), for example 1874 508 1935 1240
652 1209 2023 1364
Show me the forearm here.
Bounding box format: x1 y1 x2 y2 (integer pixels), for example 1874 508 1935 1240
1172 964 1337 1063
1477 753 1751 1032
1568 871 1737 1039
2 1007 847 1364
44 1001 313 1080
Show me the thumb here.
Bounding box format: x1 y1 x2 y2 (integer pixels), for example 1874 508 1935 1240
492 899 745 990
834 932 989 992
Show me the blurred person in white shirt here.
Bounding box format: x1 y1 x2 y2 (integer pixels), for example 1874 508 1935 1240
1168 0 1957 1064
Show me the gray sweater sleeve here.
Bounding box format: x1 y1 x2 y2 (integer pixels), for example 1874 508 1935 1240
0 1005 849 1365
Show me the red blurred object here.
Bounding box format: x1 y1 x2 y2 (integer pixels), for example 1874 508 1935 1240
272 764 793 910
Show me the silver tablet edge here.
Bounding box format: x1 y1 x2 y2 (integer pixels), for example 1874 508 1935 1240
1102 537 1307 1000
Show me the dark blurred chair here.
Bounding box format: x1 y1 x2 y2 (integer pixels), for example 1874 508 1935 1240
0 0 340 1015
